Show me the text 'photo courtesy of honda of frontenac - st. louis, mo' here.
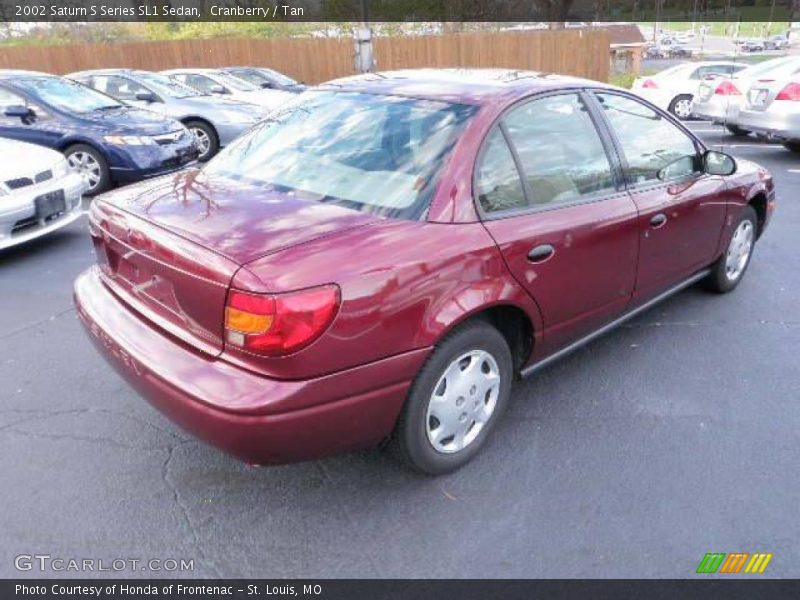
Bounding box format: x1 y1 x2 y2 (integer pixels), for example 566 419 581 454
74 69 775 475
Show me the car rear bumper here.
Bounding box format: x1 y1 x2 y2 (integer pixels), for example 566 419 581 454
74 266 428 464
737 105 800 140
691 96 742 123
0 172 85 250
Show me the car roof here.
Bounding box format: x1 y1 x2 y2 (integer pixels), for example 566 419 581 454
67 68 152 78
319 68 612 105
162 68 220 74
0 70 54 80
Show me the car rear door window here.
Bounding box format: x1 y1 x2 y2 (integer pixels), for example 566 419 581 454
594 93 699 185
475 126 527 214
503 93 616 206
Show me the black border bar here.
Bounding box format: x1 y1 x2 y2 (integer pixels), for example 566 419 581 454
0 0 795 23
5 580 800 600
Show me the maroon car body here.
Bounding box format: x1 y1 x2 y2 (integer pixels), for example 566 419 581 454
74 69 775 467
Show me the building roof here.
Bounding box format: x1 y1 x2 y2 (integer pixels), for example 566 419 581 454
589 24 646 47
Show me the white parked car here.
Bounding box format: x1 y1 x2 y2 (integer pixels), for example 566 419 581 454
162 69 294 111
737 74 800 152
0 138 86 250
632 61 748 119
692 56 800 135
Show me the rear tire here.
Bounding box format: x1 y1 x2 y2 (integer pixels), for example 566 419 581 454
185 120 219 161
725 124 751 137
705 206 758 293
64 143 110 195
668 94 694 120
782 140 800 153
393 320 513 475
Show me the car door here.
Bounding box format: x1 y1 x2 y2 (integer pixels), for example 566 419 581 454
591 91 729 301
478 92 640 356
0 85 60 148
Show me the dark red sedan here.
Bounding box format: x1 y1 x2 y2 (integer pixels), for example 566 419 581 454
75 69 775 474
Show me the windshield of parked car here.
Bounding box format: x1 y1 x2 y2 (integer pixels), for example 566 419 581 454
739 56 800 78
229 68 297 87
17 76 122 112
204 91 476 220
211 72 258 92
135 72 202 98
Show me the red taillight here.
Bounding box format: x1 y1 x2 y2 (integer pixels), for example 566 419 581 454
642 79 658 89
776 82 800 101
224 285 340 355
714 80 741 96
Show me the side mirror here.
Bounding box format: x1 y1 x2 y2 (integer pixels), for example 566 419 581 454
260 82 274 89
704 150 736 176
135 91 157 103
210 84 227 94
4 105 33 119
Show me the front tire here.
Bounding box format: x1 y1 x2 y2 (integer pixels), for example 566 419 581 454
725 124 751 137
705 206 758 293
669 94 694 120
185 120 219 161
782 140 800 153
394 320 513 475
64 144 110 195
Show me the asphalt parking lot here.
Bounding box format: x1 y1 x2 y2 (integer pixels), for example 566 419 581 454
1 122 798 579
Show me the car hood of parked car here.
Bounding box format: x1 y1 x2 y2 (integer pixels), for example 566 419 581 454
0 137 63 180
96 168 381 265
75 105 183 135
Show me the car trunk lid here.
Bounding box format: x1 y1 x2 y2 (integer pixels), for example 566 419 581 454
88 170 380 355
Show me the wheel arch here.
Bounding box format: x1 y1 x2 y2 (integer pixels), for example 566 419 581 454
424 295 542 376
747 191 769 239
180 116 218 139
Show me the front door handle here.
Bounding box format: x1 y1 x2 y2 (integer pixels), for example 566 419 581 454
650 213 668 228
527 244 555 263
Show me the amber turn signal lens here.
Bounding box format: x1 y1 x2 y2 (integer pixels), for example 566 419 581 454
224 307 274 334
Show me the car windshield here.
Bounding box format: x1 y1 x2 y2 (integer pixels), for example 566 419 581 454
259 68 298 86
211 72 258 92
135 72 201 98
740 57 800 78
204 91 476 220
18 76 121 112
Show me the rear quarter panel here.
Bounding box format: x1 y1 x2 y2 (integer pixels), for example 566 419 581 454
232 220 542 380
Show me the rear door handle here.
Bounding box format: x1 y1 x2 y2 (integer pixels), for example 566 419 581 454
527 244 555 263
650 213 668 228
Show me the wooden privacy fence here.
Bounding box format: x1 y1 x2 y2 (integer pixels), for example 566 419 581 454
0 29 610 84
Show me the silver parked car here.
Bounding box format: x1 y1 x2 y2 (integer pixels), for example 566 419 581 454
737 74 800 152
68 69 268 161
219 67 306 93
161 68 295 110
691 56 800 136
0 137 86 250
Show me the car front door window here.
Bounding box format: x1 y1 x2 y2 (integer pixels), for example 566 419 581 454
595 93 699 185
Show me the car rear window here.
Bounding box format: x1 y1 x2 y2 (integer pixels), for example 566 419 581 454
203 91 476 220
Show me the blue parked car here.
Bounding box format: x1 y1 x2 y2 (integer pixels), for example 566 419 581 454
0 71 199 194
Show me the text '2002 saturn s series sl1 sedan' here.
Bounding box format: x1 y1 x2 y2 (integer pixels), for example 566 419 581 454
74 69 775 474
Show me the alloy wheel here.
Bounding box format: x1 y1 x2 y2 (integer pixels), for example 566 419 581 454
725 220 754 282
426 350 501 454
67 151 102 191
673 98 692 119
191 127 212 159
